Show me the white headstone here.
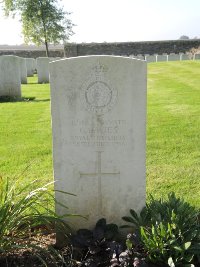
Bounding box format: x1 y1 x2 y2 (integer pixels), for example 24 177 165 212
50 56 147 231
33 58 37 73
180 54 190 61
194 54 200 60
168 54 180 61
49 57 61 62
26 58 35 77
137 54 144 60
36 57 50 83
0 55 21 97
145 55 156 62
157 55 168 62
18 57 27 84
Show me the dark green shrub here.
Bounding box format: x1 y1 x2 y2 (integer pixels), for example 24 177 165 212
122 193 200 267
71 218 122 266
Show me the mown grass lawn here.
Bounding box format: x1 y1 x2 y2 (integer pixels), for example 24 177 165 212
0 61 199 206
147 61 200 206
0 76 53 186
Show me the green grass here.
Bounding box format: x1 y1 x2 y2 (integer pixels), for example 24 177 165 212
0 61 199 206
147 61 200 206
0 76 52 186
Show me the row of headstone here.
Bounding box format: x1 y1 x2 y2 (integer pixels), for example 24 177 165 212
0 55 62 97
36 57 61 83
144 53 200 62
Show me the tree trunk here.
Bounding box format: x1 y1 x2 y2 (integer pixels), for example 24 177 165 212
45 40 49 57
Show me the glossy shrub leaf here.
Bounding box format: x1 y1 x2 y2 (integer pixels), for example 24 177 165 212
105 223 118 240
168 257 175 267
95 218 106 229
184 241 191 250
122 216 137 224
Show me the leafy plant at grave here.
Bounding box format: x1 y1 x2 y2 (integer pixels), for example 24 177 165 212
71 218 123 266
0 176 78 266
121 192 200 267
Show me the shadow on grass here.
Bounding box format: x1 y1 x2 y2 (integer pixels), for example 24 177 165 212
26 82 38 84
0 96 50 103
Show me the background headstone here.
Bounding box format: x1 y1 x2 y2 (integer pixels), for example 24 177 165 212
157 54 168 62
26 58 35 77
180 54 190 60
0 55 21 97
145 55 156 62
168 54 180 61
50 56 147 231
18 57 27 84
136 54 145 60
194 54 200 60
49 57 62 62
36 57 50 83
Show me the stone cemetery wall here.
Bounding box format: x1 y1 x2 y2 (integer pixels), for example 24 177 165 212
0 55 21 97
65 39 200 57
50 56 147 232
36 57 50 83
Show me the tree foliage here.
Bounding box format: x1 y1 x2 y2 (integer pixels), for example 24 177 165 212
179 35 190 40
2 0 74 56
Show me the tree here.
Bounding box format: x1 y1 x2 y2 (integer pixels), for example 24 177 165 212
179 35 189 40
2 0 74 57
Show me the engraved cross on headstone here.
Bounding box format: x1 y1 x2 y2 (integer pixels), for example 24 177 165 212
80 151 120 214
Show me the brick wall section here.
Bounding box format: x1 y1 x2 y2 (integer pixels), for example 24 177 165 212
64 39 200 57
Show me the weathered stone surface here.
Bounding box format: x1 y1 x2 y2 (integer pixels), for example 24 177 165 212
156 55 168 62
26 58 35 77
145 55 156 62
49 57 61 62
18 57 27 84
36 57 50 83
0 55 21 97
50 56 147 231
180 54 190 60
168 54 180 61
194 54 200 60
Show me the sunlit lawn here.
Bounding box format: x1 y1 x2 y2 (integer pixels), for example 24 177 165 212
0 76 53 186
146 61 200 206
0 61 199 206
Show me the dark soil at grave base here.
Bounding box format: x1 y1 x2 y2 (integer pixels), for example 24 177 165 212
0 233 199 267
0 256 200 267
0 234 68 267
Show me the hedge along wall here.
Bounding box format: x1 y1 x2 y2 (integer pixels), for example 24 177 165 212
0 49 64 58
0 39 199 58
64 39 200 57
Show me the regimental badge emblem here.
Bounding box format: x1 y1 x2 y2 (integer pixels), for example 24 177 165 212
81 62 117 115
